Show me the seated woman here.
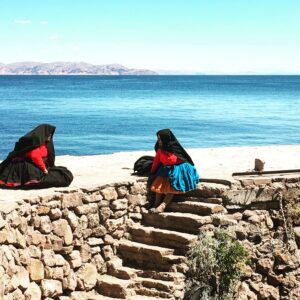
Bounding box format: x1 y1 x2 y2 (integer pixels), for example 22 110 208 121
150 129 199 213
0 124 73 189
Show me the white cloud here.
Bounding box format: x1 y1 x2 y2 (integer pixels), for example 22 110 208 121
14 19 32 25
49 35 58 40
40 21 48 25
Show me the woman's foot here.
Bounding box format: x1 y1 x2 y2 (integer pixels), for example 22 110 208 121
150 202 167 213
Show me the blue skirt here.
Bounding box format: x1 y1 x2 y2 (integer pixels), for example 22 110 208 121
156 162 199 192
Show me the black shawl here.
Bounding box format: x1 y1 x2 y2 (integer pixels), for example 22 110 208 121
6 124 56 166
154 128 194 165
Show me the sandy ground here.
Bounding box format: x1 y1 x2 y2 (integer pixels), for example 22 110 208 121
0 145 300 203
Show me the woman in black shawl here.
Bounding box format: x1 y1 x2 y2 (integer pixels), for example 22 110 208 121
0 124 73 189
150 129 199 213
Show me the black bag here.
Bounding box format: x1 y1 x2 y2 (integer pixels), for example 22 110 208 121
133 155 154 176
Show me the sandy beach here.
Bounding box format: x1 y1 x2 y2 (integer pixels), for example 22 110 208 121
0 145 300 202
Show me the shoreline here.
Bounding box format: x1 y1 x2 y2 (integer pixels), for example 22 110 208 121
0 144 300 202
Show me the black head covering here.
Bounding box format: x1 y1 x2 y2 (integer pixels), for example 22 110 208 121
7 124 56 166
154 129 194 165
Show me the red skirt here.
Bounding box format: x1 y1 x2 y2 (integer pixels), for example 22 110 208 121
151 176 184 194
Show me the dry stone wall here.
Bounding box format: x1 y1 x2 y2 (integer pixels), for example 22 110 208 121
0 180 148 300
0 176 300 299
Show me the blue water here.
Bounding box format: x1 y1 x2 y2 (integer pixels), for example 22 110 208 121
0 75 300 159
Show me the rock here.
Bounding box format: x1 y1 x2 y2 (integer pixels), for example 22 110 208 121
130 182 146 195
0 227 17 244
224 189 257 205
52 219 73 245
44 266 64 280
110 199 128 210
49 208 62 220
82 193 103 203
87 213 100 228
39 216 52 234
99 207 112 222
98 200 109 207
61 194 83 209
267 273 283 287
92 254 106 273
111 229 124 239
49 235 64 252
105 217 124 232
257 283 279 300
36 205 50 215
28 245 42 259
101 187 118 200
87 238 104 246
27 232 46 246
41 279 62 297
24 282 41 300
79 215 88 229
28 258 44 281
43 250 65 267
44 200 61 208
117 186 128 198
62 270 77 291
76 263 98 290
129 212 142 220
80 244 91 263
294 227 300 248
65 211 79 230
12 265 30 289
256 258 274 275
102 245 115 261
0 218 6 229
68 250 82 269
74 204 98 215
113 210 127 219
248 215 261 224
15 229 26 248
104 234 114 245
91 225 107 237
212 215 237 226
235 282 257 300
10 288 25 300
126 194 147 206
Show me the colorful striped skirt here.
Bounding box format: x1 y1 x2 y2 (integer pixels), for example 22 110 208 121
151 162 199 194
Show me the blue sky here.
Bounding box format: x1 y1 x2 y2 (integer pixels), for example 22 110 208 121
0 0 300 74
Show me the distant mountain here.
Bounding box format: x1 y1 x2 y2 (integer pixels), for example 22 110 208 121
0 62 158 75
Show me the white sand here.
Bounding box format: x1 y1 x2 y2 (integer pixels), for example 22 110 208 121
0 145 300 202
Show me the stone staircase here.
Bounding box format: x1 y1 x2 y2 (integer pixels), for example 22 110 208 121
96 194 229 299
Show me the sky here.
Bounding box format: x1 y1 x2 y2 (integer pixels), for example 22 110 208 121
0 0 300 74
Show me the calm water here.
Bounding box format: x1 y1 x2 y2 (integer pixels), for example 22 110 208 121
0 75 300 159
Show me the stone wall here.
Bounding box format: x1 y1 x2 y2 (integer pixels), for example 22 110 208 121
185 177 300 300
0 176 300 299
0 180 148 299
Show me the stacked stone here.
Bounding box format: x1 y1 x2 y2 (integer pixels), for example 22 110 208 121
0 180 148 300
192 181 300 300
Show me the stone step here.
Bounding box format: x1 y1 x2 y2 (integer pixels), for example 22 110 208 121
117 240 186 271
129 224 198 253
185 182 229 198
130 296 170 300
69 291 125 300
108 257 185 285
107 258 139 280
143 212 212 234
97 275 134 299
134 286 175 299
135 277 184 293
174 195 223 204
167 201 226 215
